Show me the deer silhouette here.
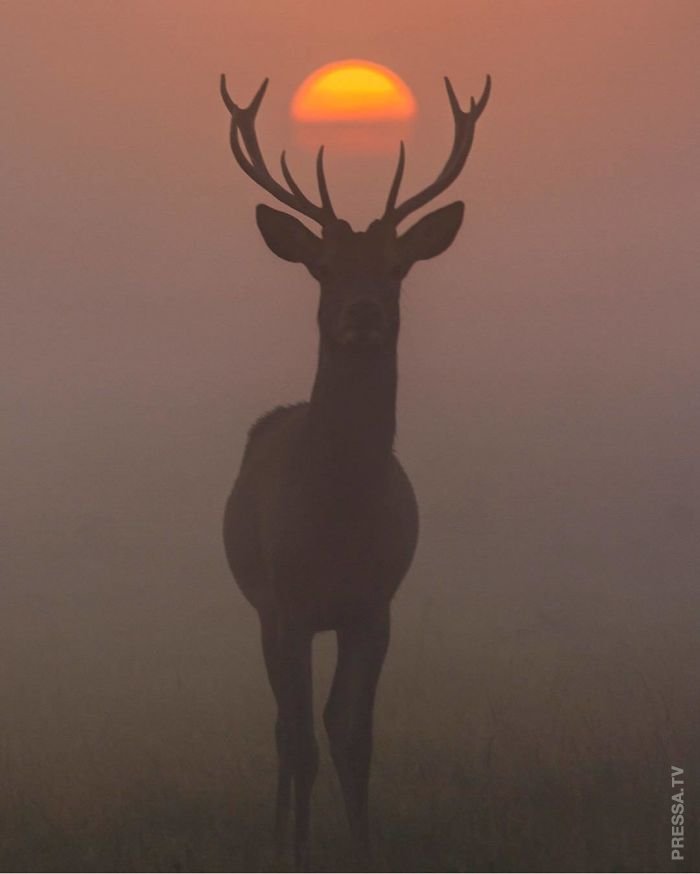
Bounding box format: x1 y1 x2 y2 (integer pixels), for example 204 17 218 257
220 72 490 868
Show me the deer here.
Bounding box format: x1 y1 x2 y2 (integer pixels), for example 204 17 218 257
220 71 490 868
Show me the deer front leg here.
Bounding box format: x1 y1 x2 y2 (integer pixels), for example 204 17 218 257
261 615 317 869
323 607 390 863
260 615 292 858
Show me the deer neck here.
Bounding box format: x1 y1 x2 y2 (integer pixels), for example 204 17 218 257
307 339 397 484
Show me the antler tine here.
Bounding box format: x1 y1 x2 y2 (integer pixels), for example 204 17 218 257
280 150 309 200
236 78 269 168
279 148 336 220
439 74 490 178
220 74 237 115
384 140 406 215
444 76 461 117
316 147 336 220
383 74 491 226
220 75 336 226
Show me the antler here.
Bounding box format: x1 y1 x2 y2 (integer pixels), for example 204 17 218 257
220 75 337 226
383 75 491 226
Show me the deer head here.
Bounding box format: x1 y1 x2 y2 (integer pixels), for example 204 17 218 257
220 74 490 354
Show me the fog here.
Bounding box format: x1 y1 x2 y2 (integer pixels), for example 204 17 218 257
2 1 699 869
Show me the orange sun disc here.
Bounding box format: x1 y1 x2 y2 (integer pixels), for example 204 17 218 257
291 60 416 123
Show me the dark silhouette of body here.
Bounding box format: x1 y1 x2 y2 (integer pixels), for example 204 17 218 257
220 72 490 867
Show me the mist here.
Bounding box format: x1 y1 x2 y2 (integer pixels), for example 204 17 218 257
2 1 699 869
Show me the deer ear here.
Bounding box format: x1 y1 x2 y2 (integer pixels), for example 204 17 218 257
397 201 464 273
256 204 322 267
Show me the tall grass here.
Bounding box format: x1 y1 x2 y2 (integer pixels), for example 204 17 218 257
0 624 696 871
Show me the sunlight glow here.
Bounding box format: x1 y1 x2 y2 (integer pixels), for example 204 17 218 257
291 60 416 123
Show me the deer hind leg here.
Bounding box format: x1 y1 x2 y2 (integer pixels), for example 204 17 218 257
324 607 390 862
261 614 318 870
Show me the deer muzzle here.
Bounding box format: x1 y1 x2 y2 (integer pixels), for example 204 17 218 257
339 299 386 346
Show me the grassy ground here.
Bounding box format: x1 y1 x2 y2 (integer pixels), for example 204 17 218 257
0 695 696 872
1 557 697 871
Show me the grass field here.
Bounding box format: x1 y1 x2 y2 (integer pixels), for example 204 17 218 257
0 598 696 872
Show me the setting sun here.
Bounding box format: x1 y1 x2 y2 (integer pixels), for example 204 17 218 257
291 60 416 123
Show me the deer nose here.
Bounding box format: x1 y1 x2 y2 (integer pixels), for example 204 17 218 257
340 299 385 346
345 299 384 331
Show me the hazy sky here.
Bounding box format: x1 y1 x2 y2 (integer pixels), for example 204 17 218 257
2 1 699 808
4 0 700 590
4 1 698 411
